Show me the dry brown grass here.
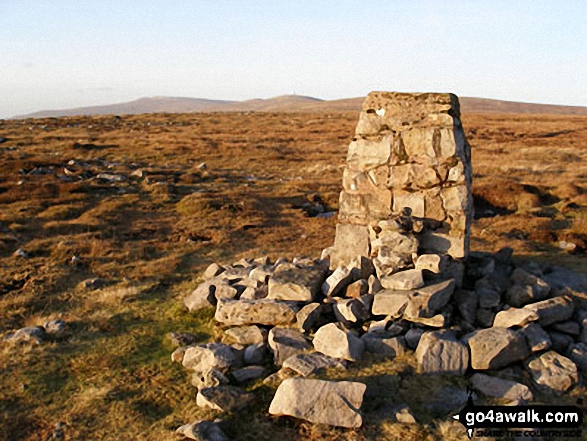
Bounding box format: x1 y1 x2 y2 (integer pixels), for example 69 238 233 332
1 110 587 440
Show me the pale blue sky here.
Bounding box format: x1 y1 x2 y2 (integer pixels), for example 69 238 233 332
1 0 586 118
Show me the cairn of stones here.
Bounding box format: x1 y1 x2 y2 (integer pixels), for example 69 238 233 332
172 92 587 438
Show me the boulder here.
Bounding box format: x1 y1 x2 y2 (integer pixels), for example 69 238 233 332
470 374 533 403
268 264 326 301
176 420 230 441
282 352 347 377
333 298 370 324
523 296 574 327
223 326 267 345
196 385 255 412
526 351 578 395
182 343 236 373
371 290 410 317
522 323 552 353
416 330 469 375
362 335 406 358
269 378 366 428
493 308 539 328
322 266 355 297
467 327 530 370
415 254 445 274
268 327 312 366
296 303 322 332
215 298 297 326
380 269 424 291
312 323 365 361
404 279 455 318
203 263 226 280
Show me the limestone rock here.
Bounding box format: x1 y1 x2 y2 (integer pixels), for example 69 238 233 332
569 342 587 373
269 378 366 428
371 290 410 317
493 308 539 328
367 274 383 294
454 290 478 324
203 263 225 280
282 352 347 377
268 327 312 366
475 276 503 309
182 343 236 373
43 319 66 336
476 308 495 327
196 385 255 412
415 254 446 274
386 405 417 424
380 269 424 291
268 264 326 301
4 326 46 345
322 266 355 297
405 328 425 349
345 279 368 298
333 298 370 324
523 296 574 327
244 343 266 365
549 331 574 353
506 268 550 307
185 280 219 311
523 323 552 353
231 366 267 383
223 326 267 345
170 332 199 347
550 321 580 336
312 323 365 361
176 420 230 441
362 334 406 358
296 303 322 333
171 347 187 363
526 351 578 395
191 369 229 390
416 330 469 375
215 298 297 326
470 374 533 402
404 279 455 319
467 327 530 370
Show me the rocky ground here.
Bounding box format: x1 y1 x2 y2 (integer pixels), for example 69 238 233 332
1 111 587 440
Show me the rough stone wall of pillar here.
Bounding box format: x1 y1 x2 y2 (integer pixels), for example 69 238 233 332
327 92 473 270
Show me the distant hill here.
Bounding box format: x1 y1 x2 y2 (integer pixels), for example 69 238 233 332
11 94 587 119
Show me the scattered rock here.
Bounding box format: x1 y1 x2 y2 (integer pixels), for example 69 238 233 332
43 319 66 336
322 266 355 297
191 369 229 390
296 303 322 332
470 373 533 402
196 385 255 412
203 263 225 280
345 279 368 298
467 327 530 370
380 269 424 291
243 343 266 365
493 308 539 328
523 296 574 327
404 328 425 349
526 351 578 395
223 326 267 345
268 327 312 366
171 347 187 363
404 279 455 319
4 326 46 345
170 332 199 347
522 323 552 353
182 343 236 373
176 420 230 441
82 278 103 290
269 378 366 428
416 330 469 375
312 323 364 362
386 404 417 424
333 298 370 324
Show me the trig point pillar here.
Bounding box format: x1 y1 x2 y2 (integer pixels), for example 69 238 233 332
327 92 473 272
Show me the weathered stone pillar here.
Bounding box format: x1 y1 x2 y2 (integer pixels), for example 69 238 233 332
327 92 473 272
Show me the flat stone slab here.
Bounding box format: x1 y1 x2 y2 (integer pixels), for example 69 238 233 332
215 298 297 326
470 373 533 403
380 269 424 291
282 352 347 377
269 378 366 428
523 296 574 327
493 308 539 328
371 290 410 317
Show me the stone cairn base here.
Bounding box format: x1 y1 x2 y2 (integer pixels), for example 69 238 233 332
172 93 587 439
